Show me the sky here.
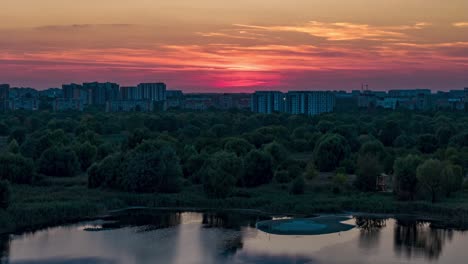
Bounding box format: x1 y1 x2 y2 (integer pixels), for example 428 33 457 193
1 0 468 92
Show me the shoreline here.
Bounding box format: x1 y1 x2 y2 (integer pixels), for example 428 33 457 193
2 202 468 236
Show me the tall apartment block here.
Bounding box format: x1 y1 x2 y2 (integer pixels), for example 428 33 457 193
251 91 285 114
285 91 335 115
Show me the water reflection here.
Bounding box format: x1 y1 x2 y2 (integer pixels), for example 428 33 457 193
2 211 468 264
0 235 10 264
394 219 454 260
355 216 387 249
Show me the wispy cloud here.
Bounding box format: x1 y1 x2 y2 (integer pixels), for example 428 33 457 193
233 21 431 41
453 22 468 28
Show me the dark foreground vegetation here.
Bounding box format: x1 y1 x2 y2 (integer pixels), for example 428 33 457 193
1 109 468 233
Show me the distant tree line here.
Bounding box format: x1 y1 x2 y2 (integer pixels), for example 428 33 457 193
0 109 467 209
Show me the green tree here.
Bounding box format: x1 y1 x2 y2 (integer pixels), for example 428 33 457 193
264 141 288 165
224 138 254 156
88 153 125 189
9 128 26 145
417 159 444 203
242 150 274 187
201 151 242 198
355 154 383 192
393 154 423 200
0 180 11 209
303 160 318 180
290 176 305 195
0 153 35 184
442 163 464 197
74 142 97 171
7 139 19 154
313 134 350 172
274 170 292 183
417 134 439 153
379 120 400 146
38 147 80 177
122 141 182 193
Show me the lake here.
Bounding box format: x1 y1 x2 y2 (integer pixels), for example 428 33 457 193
1 210 467 264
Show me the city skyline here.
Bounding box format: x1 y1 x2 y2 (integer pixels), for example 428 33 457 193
1 0 468 91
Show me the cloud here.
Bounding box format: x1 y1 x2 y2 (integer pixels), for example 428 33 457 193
34 24 135 31
233 21 431 41
453 22 468 28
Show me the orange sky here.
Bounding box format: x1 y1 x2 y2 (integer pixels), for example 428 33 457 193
1 0 468 91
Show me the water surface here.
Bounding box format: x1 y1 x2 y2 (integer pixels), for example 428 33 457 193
1 211 467 264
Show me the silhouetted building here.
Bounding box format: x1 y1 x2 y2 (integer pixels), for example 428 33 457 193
53 98 84 111
184 94 214 110
0 84 9 111
166 90 184 109
251 91 285 114
285 91 335 115
0 84 9 99
40 88 63 98
137 83 166 101
83 82 119 105
217 93 234 110
120 86 139 100
9 87 38 99
388 89 431 97
106 100 154 112
63 83 90 104
9 98 38 111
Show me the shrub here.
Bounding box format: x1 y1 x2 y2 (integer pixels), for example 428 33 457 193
0 153 35 184
201 151 242 198
242 150 274 187
355 154 383 192
38 146 80 177
122 141 182 193
290 176 305 195
0 180 11 209
313 134 350 172
74 142 97 171
87 153 125 189
274 170 292 184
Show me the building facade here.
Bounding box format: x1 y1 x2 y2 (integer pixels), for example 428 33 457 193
137 83 166 101
83 82 119 105
0 84 9 111
53 98 84 111
251 91 285 114
285 91 335 115
106 100 154 112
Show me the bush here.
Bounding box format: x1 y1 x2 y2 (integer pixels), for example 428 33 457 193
355 154 383 192
74 142 97 171
38 146 80 177
290 176 305 195
201 151 242 198
0 153 35 184
242 150 274 187
313 134 350 172
87 153 125 189
274 170 292 184
0 180 10 209
122 141 182 193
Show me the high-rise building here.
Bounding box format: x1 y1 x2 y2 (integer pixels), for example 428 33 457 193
388 89 431 97
0 84 9 111
137 83 166 101
166 90 184 108
83 82 119 105
120 86 138 100
63 83 82 99
0 84 10 99
251 91 285 114
106 100 154 112
285 91 335 115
